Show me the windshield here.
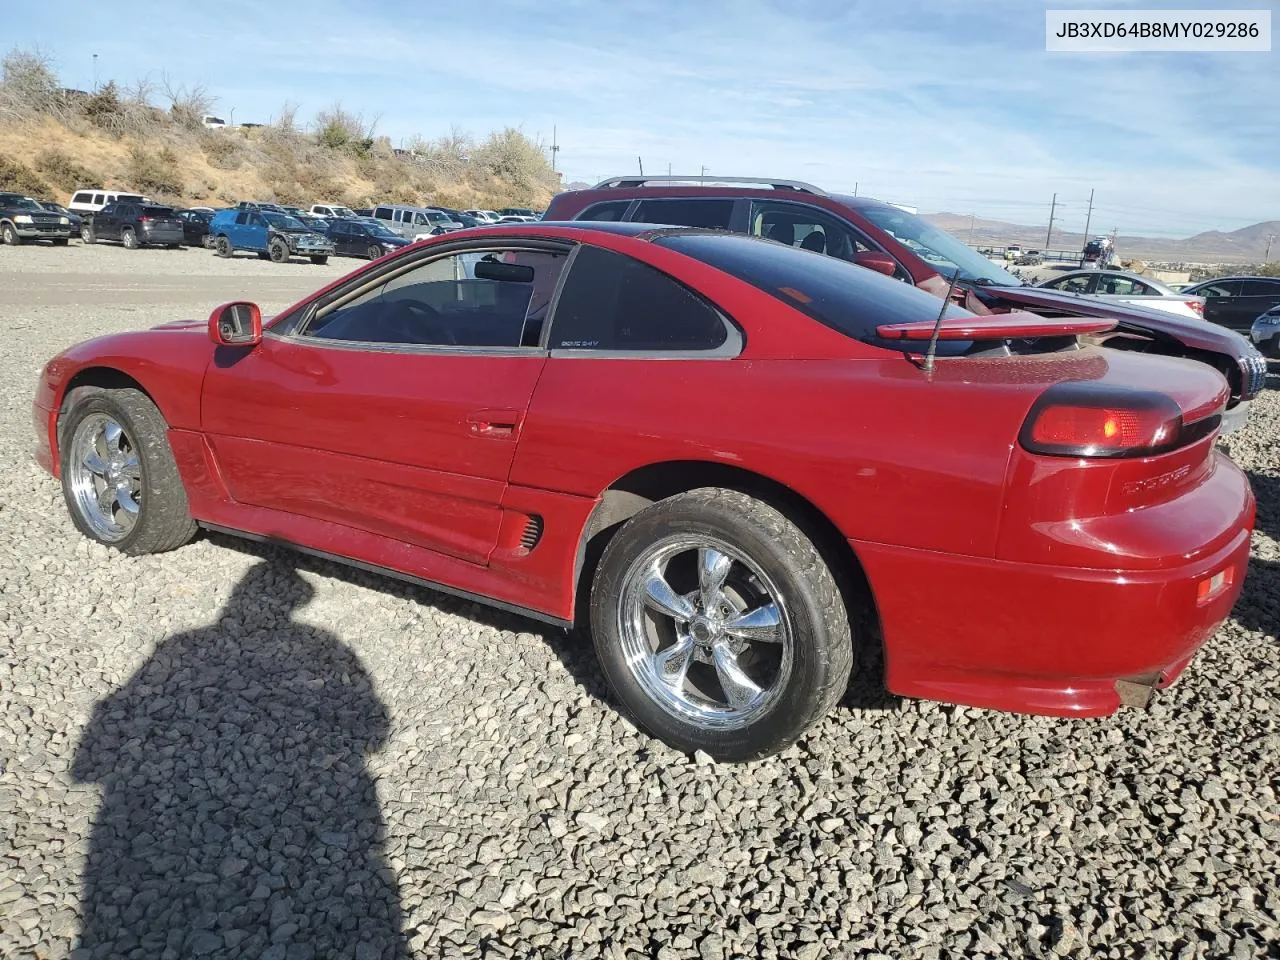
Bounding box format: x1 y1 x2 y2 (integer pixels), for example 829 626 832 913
1 194 44 211
858 205 1023 287
263 213 308 231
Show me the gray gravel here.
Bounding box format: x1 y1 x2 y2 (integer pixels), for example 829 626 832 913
1 243 1277 959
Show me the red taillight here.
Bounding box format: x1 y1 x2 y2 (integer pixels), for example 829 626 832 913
1020 384 1184 458
1186 300 1204 316
139 215 152 222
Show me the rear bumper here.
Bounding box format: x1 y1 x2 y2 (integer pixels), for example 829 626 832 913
140 227 184 244
856 522 1252 717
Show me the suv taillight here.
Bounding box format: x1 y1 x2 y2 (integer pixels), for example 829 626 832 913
1020 384 1184 458
1186 300 1204 316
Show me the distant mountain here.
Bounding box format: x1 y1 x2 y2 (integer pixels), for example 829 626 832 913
921 211 1280 264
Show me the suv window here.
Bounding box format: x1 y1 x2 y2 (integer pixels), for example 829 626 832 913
373 206 392 219
576 200 631 222
1196 280 1240 298
303 247 569 349
92 193 104 206
749 201 872 260
550 245 732 352
1241 279 1280 297
654 232 975 348
72 192 92 205
630 199 733 230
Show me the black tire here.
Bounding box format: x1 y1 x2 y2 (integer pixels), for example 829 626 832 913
269 238 290 263
2 222 23 245
589 487 854 762
81 224 95 243
121 227 140 250
58 387 197 556
367 244 383 260
215 235 233 258
310 255 328 265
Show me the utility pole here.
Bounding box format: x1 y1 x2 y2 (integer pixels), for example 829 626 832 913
1081 188 1094 244
638 157 644 175
1044 192 1058 249
853 182 858 197
1266 233 1276 262
667 162 671 177
700 165 708 182
92 53 98 91
968 212 976 244
549 126 559 173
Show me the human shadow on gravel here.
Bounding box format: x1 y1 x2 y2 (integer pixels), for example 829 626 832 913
71 561 408 960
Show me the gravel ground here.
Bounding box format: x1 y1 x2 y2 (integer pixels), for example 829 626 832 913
0 243 1277 960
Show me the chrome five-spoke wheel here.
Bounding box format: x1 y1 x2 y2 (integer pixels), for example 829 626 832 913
620 537 793 729
67 413 142 542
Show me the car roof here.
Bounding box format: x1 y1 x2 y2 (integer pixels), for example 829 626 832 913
1188 276 1276 284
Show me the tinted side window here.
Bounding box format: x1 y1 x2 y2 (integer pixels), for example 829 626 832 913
550 246 730 352
374 206 392 219
576 200 631 222
303 248 569 349
1241 280 1280 297
631 199 733 230
72 192 91 205
1198 281 1240 298
92 193 104 205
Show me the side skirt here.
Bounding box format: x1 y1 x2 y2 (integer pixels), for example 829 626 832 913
199 522 575 631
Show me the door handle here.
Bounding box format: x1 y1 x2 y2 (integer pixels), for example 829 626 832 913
467 409 521 439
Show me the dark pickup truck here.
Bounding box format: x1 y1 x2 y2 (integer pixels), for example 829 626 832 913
0 192 73 245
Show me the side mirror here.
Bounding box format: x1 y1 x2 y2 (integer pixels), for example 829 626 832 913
854 251 899 278
208 301 262 346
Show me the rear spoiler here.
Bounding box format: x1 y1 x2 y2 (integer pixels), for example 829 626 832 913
877 313 1117 341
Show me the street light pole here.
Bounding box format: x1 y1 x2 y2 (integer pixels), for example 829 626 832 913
1266 233 1275 263
92 53 98 91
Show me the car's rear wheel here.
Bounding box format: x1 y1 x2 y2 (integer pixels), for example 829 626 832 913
215 236 233 258
80 224 95 243
1 223 22 245
310 255 328 265
367 243 383 260
590 488 853 761
269 238 290 263
121 227 139 250
59 387 197 555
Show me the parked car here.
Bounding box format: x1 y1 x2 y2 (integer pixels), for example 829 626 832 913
498 207 538 218
68 188 152 215
1083 236 1116 268
310 203 357 219
497 215 537 224
431 207 483 228
36 199 82 233
175 208 214 247
546 176 1268 432
464 209 501 223
371 204 463 240
208 208 334 263
82 201 184 249
1251 305 1280 358
1003 244 1023 261
353 207 374 217
1182 277 1280 333
324 217 412 259
201 115 228 129
1036 269 1205 319
0 192 73 244
32 222 1254 760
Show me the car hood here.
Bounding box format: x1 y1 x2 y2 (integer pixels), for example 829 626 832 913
975 284 1254 355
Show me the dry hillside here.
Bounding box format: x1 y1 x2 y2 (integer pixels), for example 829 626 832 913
0 50 561 210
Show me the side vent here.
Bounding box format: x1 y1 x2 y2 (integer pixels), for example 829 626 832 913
520 514 544 551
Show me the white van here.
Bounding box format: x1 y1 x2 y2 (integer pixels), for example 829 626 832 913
68 188 153 215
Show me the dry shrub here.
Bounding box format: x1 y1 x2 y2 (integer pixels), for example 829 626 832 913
126 143 183 197
198 130 242 170
35 149 101 191
0 156 51 195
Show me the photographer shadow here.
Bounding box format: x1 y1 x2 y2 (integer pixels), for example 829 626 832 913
71 561 408 960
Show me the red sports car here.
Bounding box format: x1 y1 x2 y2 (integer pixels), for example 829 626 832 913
33 223 1254 761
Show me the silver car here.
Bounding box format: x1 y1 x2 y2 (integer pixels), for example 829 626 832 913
1251 305 1280 358
1036 269 1206 320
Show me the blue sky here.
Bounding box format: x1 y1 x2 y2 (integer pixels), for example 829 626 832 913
8 0 1277 235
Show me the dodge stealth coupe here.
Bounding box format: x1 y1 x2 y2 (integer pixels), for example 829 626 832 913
33 223 1254 760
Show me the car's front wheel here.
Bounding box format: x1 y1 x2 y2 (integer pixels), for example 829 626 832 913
81 224 95 243
367 244 384 260
58 387 197 555
1 222 22 245
269 238 290 263
590 488 854 762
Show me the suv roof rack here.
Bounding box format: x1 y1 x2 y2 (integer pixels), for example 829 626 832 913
591 175 827 196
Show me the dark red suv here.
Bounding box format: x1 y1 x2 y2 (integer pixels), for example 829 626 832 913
545 176 1268 432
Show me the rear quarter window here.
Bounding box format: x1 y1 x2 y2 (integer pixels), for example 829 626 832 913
654 232 969 346
631 198 733 229
575 200 631 222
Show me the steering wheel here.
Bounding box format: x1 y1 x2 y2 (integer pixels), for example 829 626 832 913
383 299 456 346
